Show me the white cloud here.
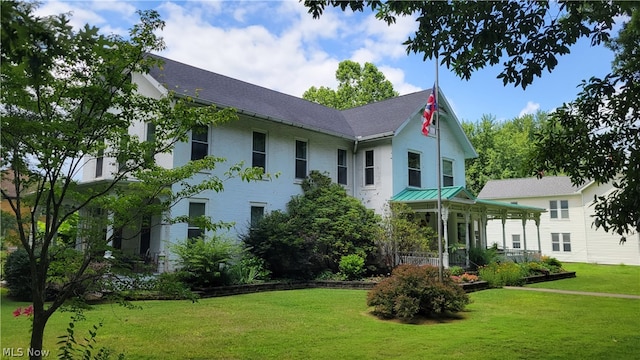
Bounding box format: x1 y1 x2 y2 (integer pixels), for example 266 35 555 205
519 101 540 117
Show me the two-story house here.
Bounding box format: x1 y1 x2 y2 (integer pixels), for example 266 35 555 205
81 55 545 271
479 176 640 265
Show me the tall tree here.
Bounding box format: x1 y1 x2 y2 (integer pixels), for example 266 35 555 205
305 1 639 237
0 2 261 358
463 113 547 195
531 7 640 238
303 60 398 109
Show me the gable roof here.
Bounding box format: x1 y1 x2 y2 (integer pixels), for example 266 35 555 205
146 55 468 144
477 176 588 199
341 91 429 138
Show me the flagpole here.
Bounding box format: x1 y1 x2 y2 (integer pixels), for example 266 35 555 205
435 55 443 283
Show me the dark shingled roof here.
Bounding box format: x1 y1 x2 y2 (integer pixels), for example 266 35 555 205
147 55 433 139
342 90 430 137
148 55 355 137
478 176 585 199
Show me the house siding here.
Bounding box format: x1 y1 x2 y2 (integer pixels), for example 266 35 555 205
483 181 639 265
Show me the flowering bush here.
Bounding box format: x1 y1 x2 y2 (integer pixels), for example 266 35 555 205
479 262 527 287
450 273 479 283
367 265 470 321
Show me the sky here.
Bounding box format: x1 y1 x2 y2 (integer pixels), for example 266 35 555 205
34 0 619 123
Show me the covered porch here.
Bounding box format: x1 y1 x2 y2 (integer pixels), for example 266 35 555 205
391 186 546 269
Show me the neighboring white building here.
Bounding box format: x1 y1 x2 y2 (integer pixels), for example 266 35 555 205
80 55 543 271
478 176 640 265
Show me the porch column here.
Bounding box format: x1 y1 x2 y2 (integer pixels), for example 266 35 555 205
104 212 114 259
535 214 541 254
521 215 528 251
501 216 507 251
481 212 488 249
442 206 450 268
465 210 471 268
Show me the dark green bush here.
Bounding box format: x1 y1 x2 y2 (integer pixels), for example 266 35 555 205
469 245 498 270
243 171 381 279
4 249 33 301
366 265 470 321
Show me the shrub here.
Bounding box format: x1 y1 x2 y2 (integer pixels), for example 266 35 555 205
227 255 271 285
468 246 498 270
449 265 464 276
4 249 33 301
243 171 381 279
171 235 240 288
541 256 564 272
339 254 365 280
366 265 470 321
478 262 527 287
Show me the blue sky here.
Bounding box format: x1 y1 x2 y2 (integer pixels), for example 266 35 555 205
35 0 618 123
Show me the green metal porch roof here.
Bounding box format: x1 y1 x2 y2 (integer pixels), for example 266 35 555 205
392 187 546 213
391 186 475 202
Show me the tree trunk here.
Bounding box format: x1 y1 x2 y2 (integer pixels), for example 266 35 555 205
29 311 48 360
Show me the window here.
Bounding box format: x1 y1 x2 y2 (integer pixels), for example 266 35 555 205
551 233 571 252
191 125 209 161
145 122 156 162
365 150 374 186
443 159 454 186
95 147 104 178
512 234 521 249
562 233 571 252
295 140 307 179
550 200 569 219
252 132 267 171
187 202 206 240
408 151 421 187
337 149 347 185
250 205 265 228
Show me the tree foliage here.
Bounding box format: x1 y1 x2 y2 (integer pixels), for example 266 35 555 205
302 60 398 109
243 171 381 279
305 1 627 89
306 1 639 238
531 6 640 237
0 2 262 358
378 202 434 268
463 113 548 195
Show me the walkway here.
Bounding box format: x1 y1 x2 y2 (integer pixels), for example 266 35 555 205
504 286 640 299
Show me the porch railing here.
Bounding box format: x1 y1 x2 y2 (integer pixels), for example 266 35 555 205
498 249 541 263
396 252 440 267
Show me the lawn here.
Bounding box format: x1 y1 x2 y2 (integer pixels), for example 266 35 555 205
527 262 640 295
2 263 639 359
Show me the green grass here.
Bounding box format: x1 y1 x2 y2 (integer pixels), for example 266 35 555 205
527 262 640 295
2 263 639 359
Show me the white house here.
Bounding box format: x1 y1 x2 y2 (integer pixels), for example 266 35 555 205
80 55 544 271
478 176 640 265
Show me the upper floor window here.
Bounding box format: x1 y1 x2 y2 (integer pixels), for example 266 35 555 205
337 149 347 185
549 200 569 219
95 148 104 178
295 140 307 179
188 202 206 240
408 151 421 187
252 132 267 171
443 159 454 186
365 150 374 186
191 125 209 161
